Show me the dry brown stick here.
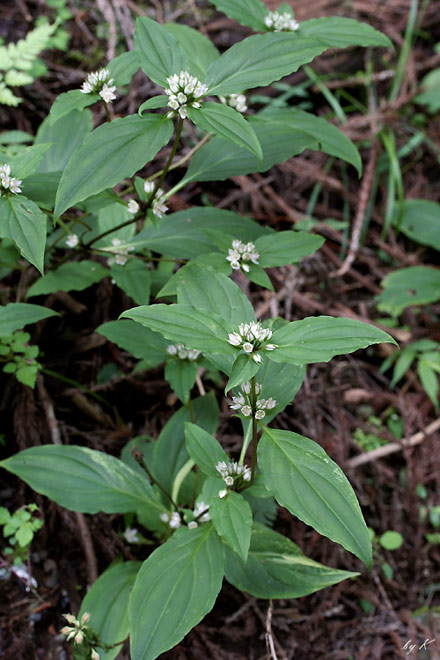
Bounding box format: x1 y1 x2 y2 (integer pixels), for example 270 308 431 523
265 600 279 660
96 0 117 60
346 418 440 469
37 375 98 584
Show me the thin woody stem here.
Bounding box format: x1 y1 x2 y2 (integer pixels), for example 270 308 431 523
133 450 179 511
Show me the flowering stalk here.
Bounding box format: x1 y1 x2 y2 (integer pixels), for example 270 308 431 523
250 376 259 482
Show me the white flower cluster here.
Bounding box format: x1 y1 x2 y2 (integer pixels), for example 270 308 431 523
107 237 134 266
167 343 201 361
216 460 251 487
0 164 21 195
230 381 276 419
144 181 168 218
80 68 117 103
65 233 79 248
164 71 208 119
264 11 299 32
228 321 277 363
61 612 96 654
123 527 140 543
226 239 259 273
161 501 210 530
127 199 139 214
221 93 248 114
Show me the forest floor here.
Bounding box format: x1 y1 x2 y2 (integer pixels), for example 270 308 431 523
1 0 440 658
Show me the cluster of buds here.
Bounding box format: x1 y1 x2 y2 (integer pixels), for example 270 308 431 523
0 164 21 195
164 71 208 119
216 460 251 489
160 501 210 530
65 233 79 248
144 181 168 218
167 343 201 361
226 239 259 273
220 93 248 114
61 613 97 654
230 381 276 419
228 321 277 363
127 199 139 214
264 11 299 32
80 68 117 103
107 237 134 266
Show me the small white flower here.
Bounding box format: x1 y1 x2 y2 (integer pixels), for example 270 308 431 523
169 512 181 529
99 84 117 103
164 71 208 119
255 410 265 420
123 527 140 544
127 199 139 214
193 501 210 523
167 343 200 361
0 164 22 195
241 405 252 417
188 521 198 529
160 512 170 522
225 475 234 486
264 11 299 32
91 651 100 660
107 237 134 267
226 239 259 273
144 181 155 194
81 613 90 624
65 233 79 248
74 631 84 645
218 489 228 498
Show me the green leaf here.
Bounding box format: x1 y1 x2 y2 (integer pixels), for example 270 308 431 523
129 525 224 660
418 359 439 411
227 353 260 392
299 17 392 49
130 207 271 259
138 96 169 114
35 109 93 173
378 530 403 551
110 259 151 305
208 0 268 31
396 199 440 251
390 349 416 388
153 393 219 493
18 172 61 209
49 89 99 124
376 266 440 316
15 365 38 388
210 491 252 561
270 316 397 365
0 196 47 273
256 230 324 267
184 422 229 477
164 23 220 78
54 114 173 216
176 265 255 326
107 50 140 85
26 260 108 298
0 303 58 337
206 32 329 96
258 428 372 566
225 522 359 598
79 561 141 660
15 525 34 547
165 359 198 404
10 144 52 179
120 304 235 356
96 319 168 365
134 16 188 87
0 445 164 514
246 264 274 290
258 107 362 174
415 67 440 113
188 103 262 160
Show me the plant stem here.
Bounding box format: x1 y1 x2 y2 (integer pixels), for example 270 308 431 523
187 397 196 424
133 450 179 511
153 117 184 195
250 376 259 482
104 102 112 122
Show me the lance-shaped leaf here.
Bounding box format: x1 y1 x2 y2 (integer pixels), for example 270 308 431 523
107 50 140 85
164 23 220 78
54 114 173 216
206 32 329 96
258 428 372 566
35 108 92 173
26 261 108 298
134 16 188 87
129 525 224 660
210 491 253 562
79 561 141 660
188 103 262 160
49 89 100 124
0 303 58 337
258 107 362 174
0 196 47 273
10 144 52 179
209 0 268 31
120 304 235 355
269 316 397 365
165 359 198 404
96 320 168 365
299 17 392 49
227 353 260 392
176 265 255 326
225 522 359 598
256 230 324 267
184 422 229 477
0 445 165 515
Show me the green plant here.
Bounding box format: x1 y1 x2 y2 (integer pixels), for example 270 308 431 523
368 527 403 580
0 330 41 388
0 3 397 658
416 485 440 545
